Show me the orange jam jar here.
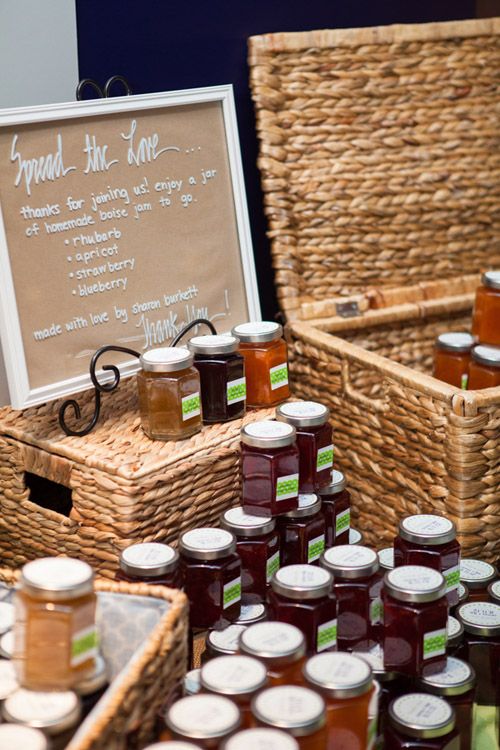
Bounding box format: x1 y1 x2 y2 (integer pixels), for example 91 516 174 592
472 270 500 346
13 558 98 691
468 345 500 389
239 622 306 686
137 347 202 440
433 332 474 389
252 685 327 750
232 322 290 407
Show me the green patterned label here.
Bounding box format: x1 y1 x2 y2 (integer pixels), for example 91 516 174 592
227 377 246 405
308 534 325 563
223 576 242 609
370 597 383 626
316 444 334 472
276 473 299 501
266 551 280 583
336 508 351 536
182 392 201 421
444 565 460 593
317 618 337 652
461 373 468 390
423 627 447 659
270 362 289 390
71 626 98 667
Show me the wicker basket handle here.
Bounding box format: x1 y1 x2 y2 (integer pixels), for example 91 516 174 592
340 360 389 413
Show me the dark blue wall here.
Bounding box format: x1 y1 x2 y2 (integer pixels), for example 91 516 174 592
76 1 475 318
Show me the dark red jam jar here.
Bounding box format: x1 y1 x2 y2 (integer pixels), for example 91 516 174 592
116 542 181 588
447 616 464 655
165 694 241 748
455 601 500 709
268 565 337 655
241 421 299 517
378 547 394 572
200 655 268 729
203 624 247 663
251 685 327 749
221 507 279 603
317 470 351 547
489 579 500 604
188 334 246 424
277 494 326 567
394 514 461 607
459 559 498 603
383 566 448 677
276 401 333 493
320 544 383 652
385 693 459 750
418 657 475 750
179 528 241 630
239 622 306 686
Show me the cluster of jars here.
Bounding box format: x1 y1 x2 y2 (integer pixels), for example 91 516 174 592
433 270 500 389
137 321 291 441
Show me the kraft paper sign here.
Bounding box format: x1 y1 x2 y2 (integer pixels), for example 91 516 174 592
0 86 260 409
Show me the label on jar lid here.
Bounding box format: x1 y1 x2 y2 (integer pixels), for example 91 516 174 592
458 582 468 600
349 528 362 544
275 564 330 589
266 551 280 583
190 334 237 347
227 377 247 405
276 473 299 502
167 694 240 736
278 401 327 418
237 603 267 624
460 559 497 583
224 507 273 529
270 363 289 390
241 622 304 656
122 542 176 568
316 618 338 652
459 601 500 627
298 493 318 509
182 528 234 551
423 657 473 687
423 628 447 659
324 544 378 569
0 601 14 633
316 444 334 472
141 347 191 365
224 728 299 750
4 688 79 724
336 509 350 536
201 654 267 693
387 565 444 593
209 625 246 653
447 616 462 639
245 421 294 439
378 547 394 569
308 534 326 564
490 580 500 599
306 652 372 688
235 321 281 336
253 685 324 727
437 332 475 350
391 693 453 728
0 660 19 700
184 668 201 695
473 344 500 365
0 725 48 750
22 558 93 592
182 392 201 421
401 515 454 538
223 577 242 610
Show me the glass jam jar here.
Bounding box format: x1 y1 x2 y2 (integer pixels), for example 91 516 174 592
459 559 497 602
13 558 98 690
222 727 299 750
2 689 82 750
455 601 500 708
385 693 458 750
252 685 327 750
383 565 448 677
394 514 461 607
433 333 475 389
241 421 299 516
447 616 464 655
488 579 500 604
203 624 247 663
378 547 394 572
200 654 267 728
317 470 351 547
137 347 202 440
0 725 49 750
472 270 500 346
277 494 326 566
188 334 246 423
116 542 181 588
239 622 306 686
268 565 337 655
468 345 500 389
418 657 475 750
221 507 279 603
231 322 290 407
179 528 241 630
276 401 333 492
165 694 241 748
235 603 267 626
303 652 376 750
320 545 383 651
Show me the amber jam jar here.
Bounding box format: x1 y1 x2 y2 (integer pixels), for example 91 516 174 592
239 622 306 686
2 689 82 750
179 528 241 630
221 507 279 603
13 558 98 691
488 579 500 604
188 334 246 423
303 652 375 750
165 694 241 748
459 559 497 603
137 347 202 440
385 693 458 750
468 345 500 389
394 514 461 607
433 333 475 389
241 421 299 517
252 685 327 750
0 725 49 750
268 565 337 655
232 322 289 407
378 547 394 572
320 545 383 652
116 542 181 588
277 494 326 567
317 470 351 547
203 624 247 663
276 401 333 492
456 601 500 708
472 270 500 346
418 657 475 750
447 616 464 655
235 603 267 626
201 654 267 728
222 727 299 750
383 566 448 677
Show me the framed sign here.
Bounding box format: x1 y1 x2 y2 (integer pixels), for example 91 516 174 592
0 85 260 409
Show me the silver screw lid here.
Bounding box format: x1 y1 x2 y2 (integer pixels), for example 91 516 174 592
321 545 379 580
282 493 322 519
446 615 464 644
435 332 475 353
223 728 299 750
304 652 373 698
384 566 446 603
165 694 241 740
388 693 455 739
276 401 329 428
456 601 500 637
179 528 236 561
241 420 296 449
234 603 267 626
207 625 247 657
221 507 275 537
231 321 283 343
398 515 456 546
20 558 94 601
200 655 267 698
140 346 193 372
2 689 82 735
377 547 394 571
418 657 475 696
481 270 500 290
471 344 500 368
0 725 49 750
349 528 363 545
460 559 498 590
271 565 332 601
119 542 179 577
488 579 500 603
458 582 469 602
317 469 346 496
239 622 305 666
251 686 325 737
188 334 239 355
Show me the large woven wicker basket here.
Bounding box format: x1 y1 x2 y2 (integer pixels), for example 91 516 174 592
0 567 188 750
249 19 500 562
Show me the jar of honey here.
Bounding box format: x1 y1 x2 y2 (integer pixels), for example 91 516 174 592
0 725 49 750
252 685 327 749
137 347 202 440
222 727 299 750
277 494 326 566
165 694 241 748
472 270 500 346
232 322 289 407
468 345 500 389
241 421 299 517
2 689 82 750
455 601 500 709
459 559 497 603
221 507 280 603
317 471 351 547
203 624 247 663
13 558 98 691
433 332 474 389
239 622 306 686
200 654 267 728
268 565 337 655
117 542 181 588
276 402 333 492
188 335 246 423
385 693 458 750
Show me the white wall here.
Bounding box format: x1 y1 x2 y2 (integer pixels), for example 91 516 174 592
0 0 78 405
